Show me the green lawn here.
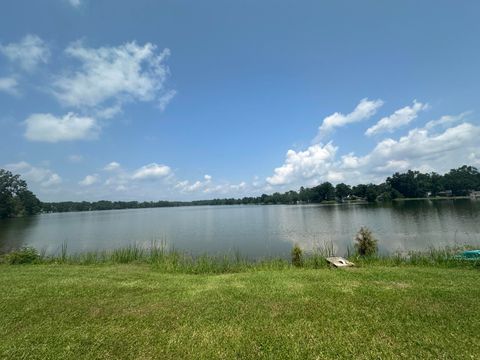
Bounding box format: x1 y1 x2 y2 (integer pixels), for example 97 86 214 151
1 265 479 359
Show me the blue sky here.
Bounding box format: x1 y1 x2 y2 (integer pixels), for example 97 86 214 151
1 0 479 201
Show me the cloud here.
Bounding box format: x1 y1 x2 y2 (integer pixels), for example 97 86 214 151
0 77 19 96
174 174 249 195
24 112 100 142
468 151 480 167
0 34 50 72
158 90 177 111
95 103 123 119
424 111 471 130
132 163 171 180
174 174 213 192
5 161 62 187
203 181 247 194
100 162 173 195
373 160 410 174
339 120 480 182
98 164 249 199
67 0 81 7
104 162 121 171
176 180 202 192
228 182 247 192
53 41 174 113
79 174 99 186
42 174 62 187
267 104 480 188
314 98 383 141
266 143 337 186
68 154 83 163
365 100 428 136
104 173 130 187
362 122 479 169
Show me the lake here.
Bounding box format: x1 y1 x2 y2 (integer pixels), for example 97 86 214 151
0 199 479 258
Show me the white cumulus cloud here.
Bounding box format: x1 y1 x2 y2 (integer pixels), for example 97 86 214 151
5 161 62 187
104 162 121 171
204 181 247 194
132 163 171 180
266 143 337 186
267 105 480 188
24 112 99 142
174 174 213 192
158 89 177 111
424 111 471 130
53 41 174 113
95 103 123 119
67 0 82 8
0 77 19 96
0 34 50 72
79 174 99 186
366 123 478 168
339 120 480 182
314 98 383 141
365 100 428 136
174 174 249 195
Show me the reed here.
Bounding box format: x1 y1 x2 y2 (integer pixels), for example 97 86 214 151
351 244 480 268
1 242 478 272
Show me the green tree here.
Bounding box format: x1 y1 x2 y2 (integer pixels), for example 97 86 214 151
299 186 313 203
429 172 444 196
352 184 367 199
0 169 41 218
311 182 335 202
335 183 351 200
365 184 379 202
386 170 429 198
442 165 480 195
17 190 42 215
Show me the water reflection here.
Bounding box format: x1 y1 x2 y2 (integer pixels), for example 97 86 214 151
0 199 478 258
0 216 39 253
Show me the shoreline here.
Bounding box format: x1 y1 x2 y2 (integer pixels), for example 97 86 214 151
393 196 470 201
2 244 478 272
2 196 474 218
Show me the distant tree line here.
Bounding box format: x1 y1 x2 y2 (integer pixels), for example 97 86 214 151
253 165 480 204
40 165 480 212
1 165 480 217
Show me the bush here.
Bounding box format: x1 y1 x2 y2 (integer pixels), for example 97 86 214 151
354 227 378 256
291 244 303 267
5 247 41 264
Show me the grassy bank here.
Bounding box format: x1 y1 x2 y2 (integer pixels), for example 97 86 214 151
0 264 479 359
2 243 479 273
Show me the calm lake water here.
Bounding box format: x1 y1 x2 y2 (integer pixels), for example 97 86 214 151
1 200 479 258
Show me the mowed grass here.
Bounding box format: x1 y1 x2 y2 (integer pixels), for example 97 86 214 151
0 265 479 359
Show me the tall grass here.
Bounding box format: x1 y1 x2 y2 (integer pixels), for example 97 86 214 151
1 242 478 272
303 240 336 269
350 245 480 268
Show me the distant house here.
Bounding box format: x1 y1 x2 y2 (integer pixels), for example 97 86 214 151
346 195 361 200
470 191 480 199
